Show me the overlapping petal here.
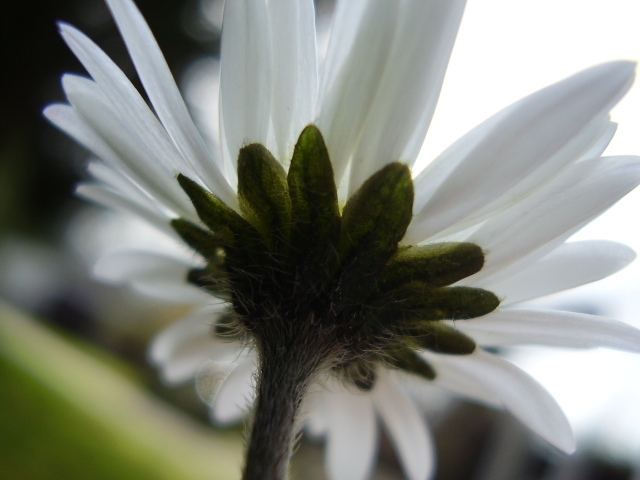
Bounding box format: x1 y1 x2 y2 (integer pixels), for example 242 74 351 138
104 0 236 206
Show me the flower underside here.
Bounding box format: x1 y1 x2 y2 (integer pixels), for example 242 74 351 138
172 125 499 390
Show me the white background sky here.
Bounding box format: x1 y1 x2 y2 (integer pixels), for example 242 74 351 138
419 0 640 460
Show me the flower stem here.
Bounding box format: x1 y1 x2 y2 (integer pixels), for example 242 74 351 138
242 337 326 480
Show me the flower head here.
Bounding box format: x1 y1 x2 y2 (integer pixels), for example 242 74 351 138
45 0 640 479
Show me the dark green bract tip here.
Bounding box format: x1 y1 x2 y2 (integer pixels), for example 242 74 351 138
410 322 476 355
237 144 291 251
171 125 498 387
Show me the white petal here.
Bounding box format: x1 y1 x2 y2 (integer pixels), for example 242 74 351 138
451 309 640 352
427 359 501 409
468 155 640 282
212 354 256 425
59 24 197 180
61 74 195 217
104 0 236 207
347 0 467 193
76 183 173 236
484 240 635 304
410 62 635 240
421 350 575 453
220 0 272 174
303 385 330 438
45 103 129 174
152 313 242 385
325 387 378 480
373 371 435 480
93 249 210 303
317 0 401 189
149 306 226 364
267 0 318 163
196 360 237 406
409 115 616 244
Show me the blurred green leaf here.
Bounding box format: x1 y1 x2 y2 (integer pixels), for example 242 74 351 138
0 301 243 480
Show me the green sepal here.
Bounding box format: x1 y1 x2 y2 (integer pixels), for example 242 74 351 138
187 267 229 298
176 174 253 244
171 218 224 260
379 242 484 292
337 162 414 303
376 285 500 325
287 125 341 279
237 144 292 251
386 348 436 380
408 322 476 355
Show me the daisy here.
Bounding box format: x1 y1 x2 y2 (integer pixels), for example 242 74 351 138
44 0 640 479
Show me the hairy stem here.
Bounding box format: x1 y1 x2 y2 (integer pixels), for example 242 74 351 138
242 336 328 480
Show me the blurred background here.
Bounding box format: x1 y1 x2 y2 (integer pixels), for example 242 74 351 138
1 0 640 479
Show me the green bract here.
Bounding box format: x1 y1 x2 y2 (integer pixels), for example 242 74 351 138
172 125 499 388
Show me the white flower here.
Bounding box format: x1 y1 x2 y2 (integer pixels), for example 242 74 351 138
44 0 640 479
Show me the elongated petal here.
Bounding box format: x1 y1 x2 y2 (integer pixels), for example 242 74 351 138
373 371 435 480
410 62 635 240
76 183 174 236
93 250 210 303
325 387 378 480
408 115 617 244
317 0 400 188
150 308 220 361
422 350 575 453
62 75 195 217
104 0 236 206
484 240 636 304
267 0 318 163
220 0 272 173
452 309 640 351
347 0 467 193
211 355 256 425
468 155 640 282
45 103 130 176
59 24 197 179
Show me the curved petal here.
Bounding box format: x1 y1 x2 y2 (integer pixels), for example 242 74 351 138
58 24 198 181
467 155 640 282
220 0 272 175
373 371 435 480
104 0 236 207
61 75 195 218
484 240 636 304
347 0 467 193
451 309 640 352
317 0 401 188
408 115 616 244
196 360 238 406
267 0 318 164
325 387 378 480
76 183 174 236
93 250 210 303
422 350 575 453
409 62 635 241
303 385 330 438
212 354 256 425
149 306 227 364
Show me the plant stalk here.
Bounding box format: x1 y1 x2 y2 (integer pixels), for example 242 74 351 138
242 337 325 480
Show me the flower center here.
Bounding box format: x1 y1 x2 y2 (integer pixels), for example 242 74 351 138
172 125 499 390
